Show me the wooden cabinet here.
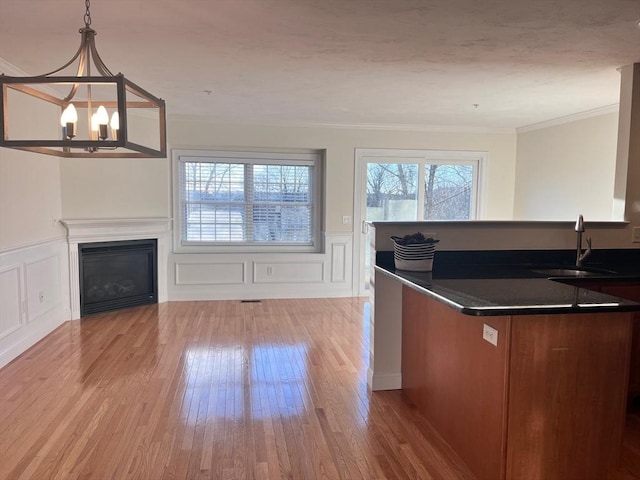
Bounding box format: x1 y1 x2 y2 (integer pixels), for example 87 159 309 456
564 280 640 397
402 287 509 480
505 312 630 479
598 282 640 396
402 285 633 480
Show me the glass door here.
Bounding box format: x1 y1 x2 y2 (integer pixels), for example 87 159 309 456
354 149 483 295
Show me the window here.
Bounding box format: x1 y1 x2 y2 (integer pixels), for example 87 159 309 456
365 154 481 221
174 149 323 252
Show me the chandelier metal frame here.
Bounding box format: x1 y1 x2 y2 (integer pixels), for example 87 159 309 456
0 0 167 158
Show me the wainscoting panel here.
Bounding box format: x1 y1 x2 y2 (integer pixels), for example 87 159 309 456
168 232 355 300
253 261 324 284
25 254 61 323
331 241 348 283
175 262 246 285
0 265 23 340
0 238 70 369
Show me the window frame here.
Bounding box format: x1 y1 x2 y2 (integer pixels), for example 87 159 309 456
360 149 486 222
172 148 324 253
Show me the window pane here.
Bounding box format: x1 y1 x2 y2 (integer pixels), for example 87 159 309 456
251 164 311 242
366 163 418 221
184 204 245 242
423 164 474 220
252 205 311 242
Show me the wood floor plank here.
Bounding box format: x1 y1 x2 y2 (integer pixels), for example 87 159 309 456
4 297 637 479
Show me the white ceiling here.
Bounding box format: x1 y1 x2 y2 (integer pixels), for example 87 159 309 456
1 0 639 130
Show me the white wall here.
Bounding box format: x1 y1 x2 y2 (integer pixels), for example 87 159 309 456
0 80 65 250
60 115 170 219
614 64 640 225
60 157 170 219
513 112 619 220
0 149 65 248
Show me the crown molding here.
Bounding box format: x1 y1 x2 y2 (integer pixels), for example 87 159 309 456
0 57 29 76
167 114 516 135
516 104 620 133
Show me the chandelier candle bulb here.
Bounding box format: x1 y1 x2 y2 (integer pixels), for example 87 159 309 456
60 104 78 139
110 111 119 140
90 112 99 140
95 106 109 140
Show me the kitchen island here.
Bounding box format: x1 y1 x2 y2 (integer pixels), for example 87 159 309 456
372 252 640 480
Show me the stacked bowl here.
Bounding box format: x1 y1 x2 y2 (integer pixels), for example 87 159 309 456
391 234 438 272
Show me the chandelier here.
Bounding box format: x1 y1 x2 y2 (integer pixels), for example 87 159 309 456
0 0 166 158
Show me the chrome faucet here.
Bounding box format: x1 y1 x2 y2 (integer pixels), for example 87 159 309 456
575 214 592 267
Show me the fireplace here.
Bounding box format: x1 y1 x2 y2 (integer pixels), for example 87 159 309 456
61 217 170 320
79 239 158 317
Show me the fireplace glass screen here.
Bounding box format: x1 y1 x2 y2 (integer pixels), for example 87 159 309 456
79 239 157 316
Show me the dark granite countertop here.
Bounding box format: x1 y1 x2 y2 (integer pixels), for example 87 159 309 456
375 249 640 316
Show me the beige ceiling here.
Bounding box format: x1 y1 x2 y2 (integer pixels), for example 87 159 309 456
1 0 639 130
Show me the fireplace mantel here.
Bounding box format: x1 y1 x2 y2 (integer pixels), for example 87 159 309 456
60 217 172 243
60 218 171 319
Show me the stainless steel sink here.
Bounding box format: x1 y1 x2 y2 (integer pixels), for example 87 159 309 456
531 267 613 277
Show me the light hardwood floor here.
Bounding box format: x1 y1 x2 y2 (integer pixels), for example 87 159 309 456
3 298 640 480
0 298 477 480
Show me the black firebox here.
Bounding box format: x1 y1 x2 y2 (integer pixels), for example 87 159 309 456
78 239 158 317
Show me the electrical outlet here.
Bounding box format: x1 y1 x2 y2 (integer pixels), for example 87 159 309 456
266 266 274 276
483 324 498 346
342 215 351 225
633 227 640 243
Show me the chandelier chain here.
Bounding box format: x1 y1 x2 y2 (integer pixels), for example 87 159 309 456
84 0 92 27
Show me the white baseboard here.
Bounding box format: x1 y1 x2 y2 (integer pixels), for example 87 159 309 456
169 284 355 301
0 308 69 369
367 369 402 391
